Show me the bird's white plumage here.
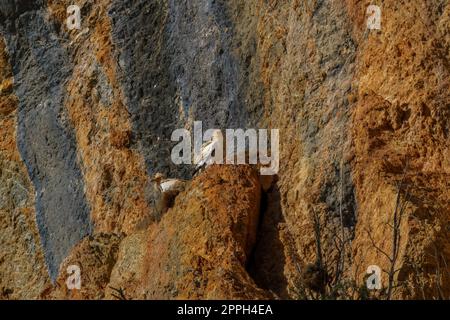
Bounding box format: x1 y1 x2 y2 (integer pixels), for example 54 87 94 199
159 179 183 193
195 131 223 170
195 140 216 168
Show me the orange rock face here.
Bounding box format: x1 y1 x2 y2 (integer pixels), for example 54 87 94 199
43 233 123 300
107 165 267 300
0 0 448 300
44 165 267 300
347 0 450 299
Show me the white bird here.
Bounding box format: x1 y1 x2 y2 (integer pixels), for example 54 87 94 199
194 130 224 175
151 173 186 220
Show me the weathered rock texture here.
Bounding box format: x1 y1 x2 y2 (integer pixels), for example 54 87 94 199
0 29 50 300
106 165 267 300
0 0 448 300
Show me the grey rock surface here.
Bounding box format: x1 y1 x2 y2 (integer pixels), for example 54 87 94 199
2 8 92 281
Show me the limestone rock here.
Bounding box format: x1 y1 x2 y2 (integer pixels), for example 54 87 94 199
0 0 448 300
108 165 268 299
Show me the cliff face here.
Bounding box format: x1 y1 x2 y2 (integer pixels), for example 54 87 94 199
0 0 449 300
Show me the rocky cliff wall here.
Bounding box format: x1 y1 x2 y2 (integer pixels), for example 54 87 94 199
0 0 448 300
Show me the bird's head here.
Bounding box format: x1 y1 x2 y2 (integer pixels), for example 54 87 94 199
151 173 165 184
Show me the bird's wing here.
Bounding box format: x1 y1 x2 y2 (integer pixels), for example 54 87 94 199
160 179 183 192
195 140 216 168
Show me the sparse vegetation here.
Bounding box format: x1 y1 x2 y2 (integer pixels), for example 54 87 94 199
110 286 128 300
